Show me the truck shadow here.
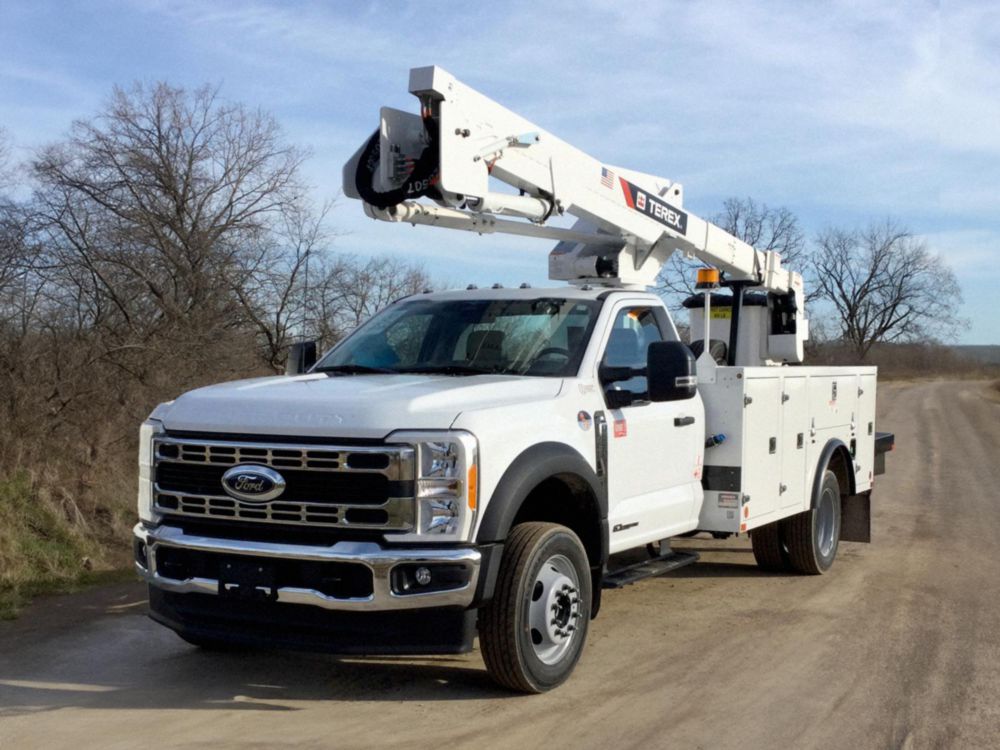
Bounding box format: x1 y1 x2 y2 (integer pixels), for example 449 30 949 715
0 645 514 717
0 585 516 716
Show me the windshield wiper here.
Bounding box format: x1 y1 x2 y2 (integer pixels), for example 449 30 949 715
315 364 398 375
395 364 498 376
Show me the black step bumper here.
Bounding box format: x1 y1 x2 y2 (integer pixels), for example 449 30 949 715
874 431 895 476
149 586 477 655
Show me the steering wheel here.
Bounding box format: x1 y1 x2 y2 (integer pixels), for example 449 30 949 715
534 347 571 361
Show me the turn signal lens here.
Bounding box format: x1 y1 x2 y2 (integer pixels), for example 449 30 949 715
467 464 478 510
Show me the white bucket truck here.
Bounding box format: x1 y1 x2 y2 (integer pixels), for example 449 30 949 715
134 67 894 692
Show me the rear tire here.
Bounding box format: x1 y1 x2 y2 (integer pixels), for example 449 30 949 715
479 522 592 693
783 470 842 574
751 521 789 571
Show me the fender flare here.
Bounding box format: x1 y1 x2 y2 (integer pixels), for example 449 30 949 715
812 438 856 505
476 441 607 555
472 442 608 614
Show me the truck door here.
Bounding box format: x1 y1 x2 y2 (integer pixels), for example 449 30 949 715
599 304 704 553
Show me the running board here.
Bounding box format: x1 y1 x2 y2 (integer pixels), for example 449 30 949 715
602 550 699 589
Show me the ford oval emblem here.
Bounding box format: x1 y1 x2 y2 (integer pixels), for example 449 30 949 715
221 465 286 503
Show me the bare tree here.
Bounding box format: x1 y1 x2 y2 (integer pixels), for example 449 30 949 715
307 254 431 349
31 83 317 382
714 196 806 266
0 82 323 500
656 196 805 307
230 199 335 370
0 128 22 292
810 219 964 359
0 128 12 190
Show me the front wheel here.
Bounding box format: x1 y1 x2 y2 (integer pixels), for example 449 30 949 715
479 522 592 693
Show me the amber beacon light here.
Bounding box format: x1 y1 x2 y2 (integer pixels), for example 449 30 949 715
695 267 721 289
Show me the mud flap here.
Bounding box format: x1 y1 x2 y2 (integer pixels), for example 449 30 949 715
841 492 871 543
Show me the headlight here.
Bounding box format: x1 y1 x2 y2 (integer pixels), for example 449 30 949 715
388 431 478 541
420 441 459 478
138 418 164 524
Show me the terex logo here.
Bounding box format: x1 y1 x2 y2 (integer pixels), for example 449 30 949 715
619 178 688 235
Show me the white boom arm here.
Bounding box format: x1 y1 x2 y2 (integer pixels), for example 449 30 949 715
343 65 808 362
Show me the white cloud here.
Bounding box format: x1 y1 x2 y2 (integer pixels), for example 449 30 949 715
920 229 1000 277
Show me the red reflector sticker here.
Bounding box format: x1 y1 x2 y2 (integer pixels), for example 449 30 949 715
612 409 627 438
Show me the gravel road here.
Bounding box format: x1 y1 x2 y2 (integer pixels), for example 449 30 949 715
2 380 998 749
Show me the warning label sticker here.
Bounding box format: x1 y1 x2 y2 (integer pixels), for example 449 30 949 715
718 492 739 509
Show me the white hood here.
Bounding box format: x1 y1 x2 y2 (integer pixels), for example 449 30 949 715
157 373 564 439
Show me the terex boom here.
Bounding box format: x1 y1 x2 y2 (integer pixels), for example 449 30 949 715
134 66 894 692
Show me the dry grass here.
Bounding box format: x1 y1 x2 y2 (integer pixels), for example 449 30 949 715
0 470 134 618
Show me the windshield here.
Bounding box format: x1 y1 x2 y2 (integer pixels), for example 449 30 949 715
315 297 601 377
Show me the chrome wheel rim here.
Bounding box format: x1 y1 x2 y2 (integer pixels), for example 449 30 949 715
816 488 837 557
527 554 582 665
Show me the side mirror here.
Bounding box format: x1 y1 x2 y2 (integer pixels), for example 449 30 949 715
647 341 697 401
286 341 318 376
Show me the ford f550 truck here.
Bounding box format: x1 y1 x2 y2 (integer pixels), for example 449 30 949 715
134 67 894 692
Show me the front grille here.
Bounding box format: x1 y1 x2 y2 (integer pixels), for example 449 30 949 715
156 463 407 505
152 436 415 531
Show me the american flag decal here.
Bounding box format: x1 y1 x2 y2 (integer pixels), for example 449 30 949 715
600 166 615 189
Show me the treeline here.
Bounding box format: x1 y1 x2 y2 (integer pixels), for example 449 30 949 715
806 341 1000 380
0 84 428 610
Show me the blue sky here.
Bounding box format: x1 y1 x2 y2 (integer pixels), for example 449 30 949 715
1 0 997 343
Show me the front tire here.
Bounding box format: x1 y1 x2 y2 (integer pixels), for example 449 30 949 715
783 470 842 574
479 522 592 693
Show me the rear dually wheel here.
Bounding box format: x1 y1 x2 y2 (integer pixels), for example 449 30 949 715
783 469 842 574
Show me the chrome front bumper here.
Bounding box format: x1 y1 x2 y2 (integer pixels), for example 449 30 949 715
133 523 481 611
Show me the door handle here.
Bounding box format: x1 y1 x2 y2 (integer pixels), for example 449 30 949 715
674 416 695 427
